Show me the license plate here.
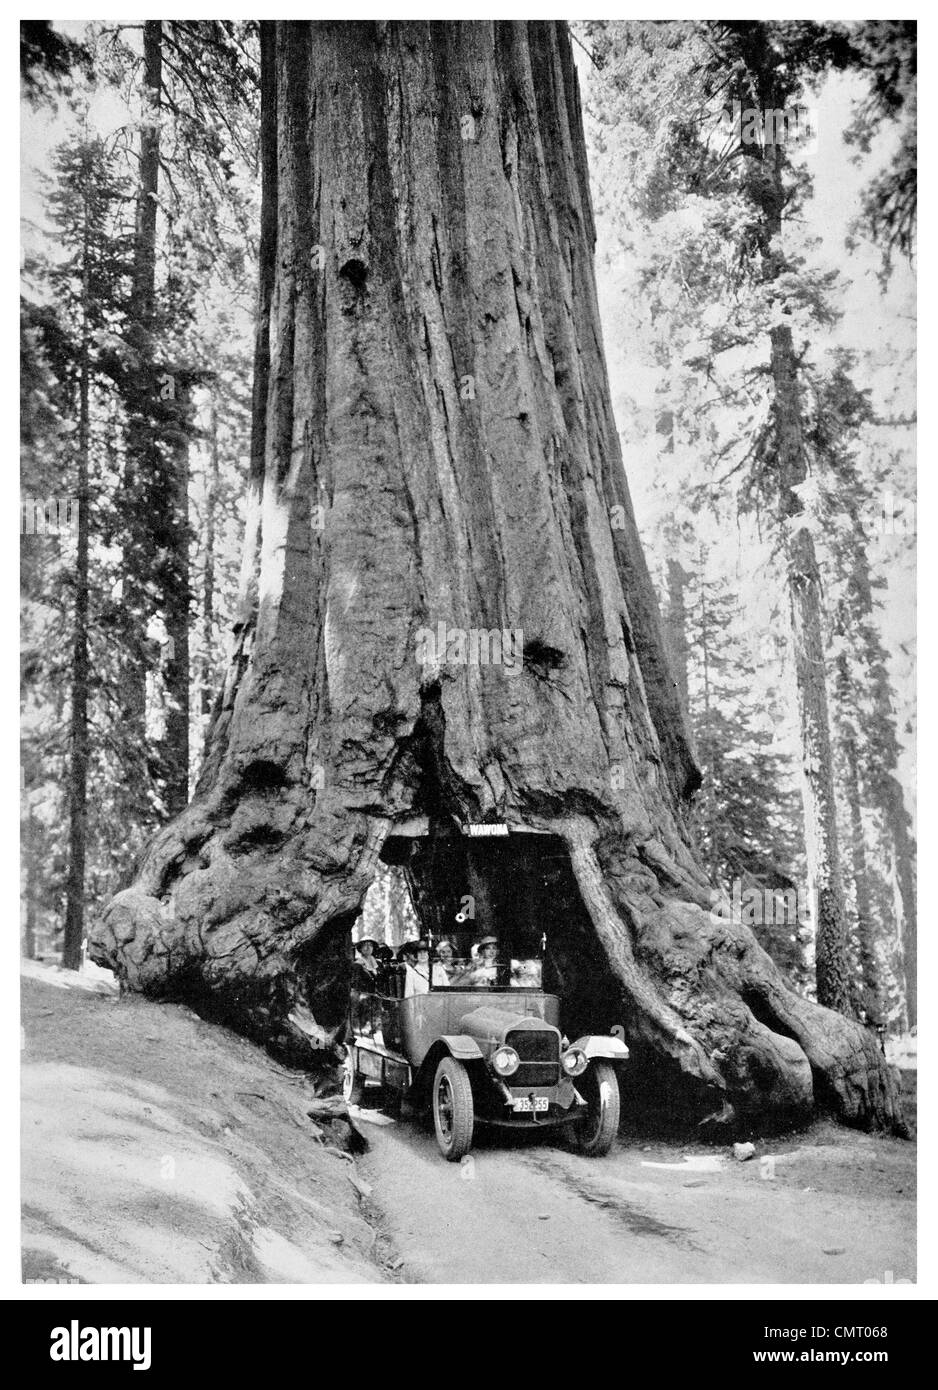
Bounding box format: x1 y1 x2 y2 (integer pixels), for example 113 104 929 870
513 1096 549 1113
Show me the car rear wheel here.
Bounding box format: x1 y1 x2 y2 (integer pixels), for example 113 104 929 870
572 1060 620 1157
432 1057 474 1161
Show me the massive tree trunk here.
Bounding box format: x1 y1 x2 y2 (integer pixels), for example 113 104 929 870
92 20 902 1131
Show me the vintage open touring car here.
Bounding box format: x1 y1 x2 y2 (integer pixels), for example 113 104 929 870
342 935 629 1161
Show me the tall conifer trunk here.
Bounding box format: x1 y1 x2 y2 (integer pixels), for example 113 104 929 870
63 172 91 970
122 19 162 765
742 44 850 1014
162 377 191 814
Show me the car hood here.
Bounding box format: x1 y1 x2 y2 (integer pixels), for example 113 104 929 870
457 1006 560 1049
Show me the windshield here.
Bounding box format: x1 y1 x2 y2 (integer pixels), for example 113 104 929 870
429 944 542 990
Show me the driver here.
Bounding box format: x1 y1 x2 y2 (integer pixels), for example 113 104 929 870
453 935 498 987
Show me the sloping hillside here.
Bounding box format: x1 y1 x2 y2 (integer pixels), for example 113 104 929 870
21 965 393 1284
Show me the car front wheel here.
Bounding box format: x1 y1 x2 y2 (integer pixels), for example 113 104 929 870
572 1060 620 1157
432 1056 475 1161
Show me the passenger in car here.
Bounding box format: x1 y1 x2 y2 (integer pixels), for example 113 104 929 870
400 939 430 996
352 937 379 987
373 944 396 998
452 935 499 986
432 939 455 985
351 937 380 1032
510 958 542 987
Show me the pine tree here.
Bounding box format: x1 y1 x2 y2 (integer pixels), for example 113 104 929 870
585 19 915 1016
809 357 917 1026
23 130 134 964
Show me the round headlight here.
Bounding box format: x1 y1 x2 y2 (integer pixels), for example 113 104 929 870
492 1046 520 1077
562 1048 588 1077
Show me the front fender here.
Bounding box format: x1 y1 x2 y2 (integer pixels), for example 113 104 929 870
570 1034 630 1062
437 1035 485 1062
411 1036 486 1106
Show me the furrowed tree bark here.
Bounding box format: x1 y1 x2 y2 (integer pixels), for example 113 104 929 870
93 20 902 1131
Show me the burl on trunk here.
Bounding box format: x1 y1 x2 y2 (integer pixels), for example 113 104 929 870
93 21 902 1132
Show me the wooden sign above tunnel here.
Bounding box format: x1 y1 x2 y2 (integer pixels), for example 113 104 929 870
385 817 550 837
461 822 551 835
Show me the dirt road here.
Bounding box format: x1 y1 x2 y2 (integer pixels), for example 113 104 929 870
358 1108 915 1285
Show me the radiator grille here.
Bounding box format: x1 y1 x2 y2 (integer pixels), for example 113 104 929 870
507 1028 560 1087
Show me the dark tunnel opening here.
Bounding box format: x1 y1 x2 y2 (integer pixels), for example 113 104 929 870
380 825 625 1041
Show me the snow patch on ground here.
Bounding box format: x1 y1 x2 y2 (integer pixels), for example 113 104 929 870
21 956 118 995
641 1154 725 1172
886 1032 917 1070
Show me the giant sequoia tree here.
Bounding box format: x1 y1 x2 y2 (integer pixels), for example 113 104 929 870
93 21 901 1131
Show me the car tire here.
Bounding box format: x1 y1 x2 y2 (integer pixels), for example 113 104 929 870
342 1048 364 1106
572 1060 620 1157
432 1056 474 1161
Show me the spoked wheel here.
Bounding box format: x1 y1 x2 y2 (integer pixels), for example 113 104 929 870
342 1047 364 1106
572 1061 620 1157
432 1057 474 1161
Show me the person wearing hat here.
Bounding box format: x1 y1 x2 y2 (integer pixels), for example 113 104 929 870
432 938 456 986
453 935 499 987
400 939 430 997
474 935 499 985
351 937 380 1032
353 937 379 985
